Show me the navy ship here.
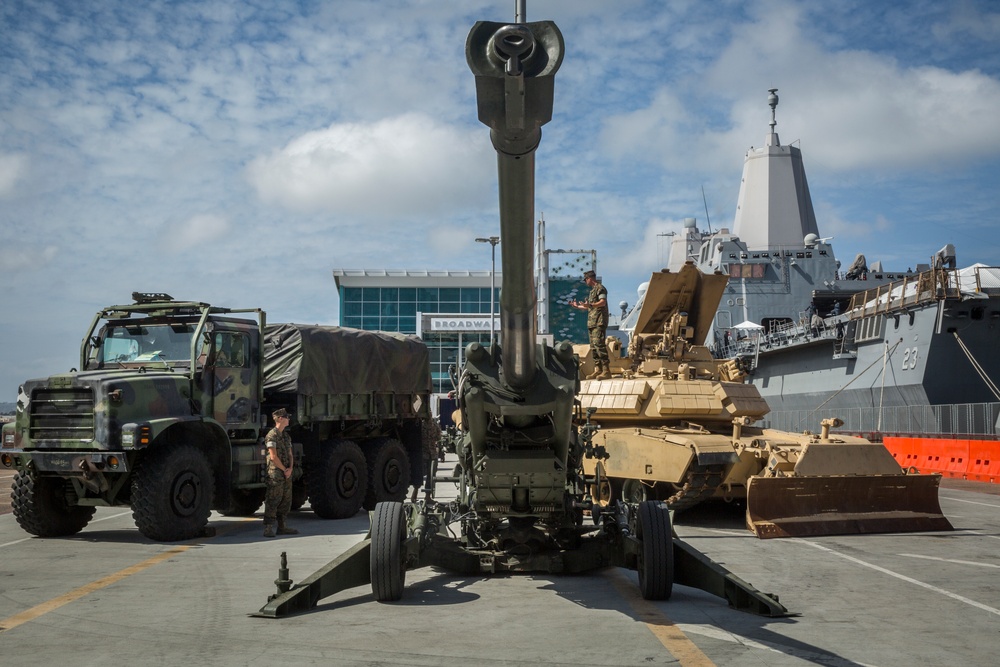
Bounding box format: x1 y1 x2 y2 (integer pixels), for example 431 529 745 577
635 89 1000 436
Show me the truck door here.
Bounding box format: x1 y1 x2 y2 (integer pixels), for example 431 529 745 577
207 330 258 428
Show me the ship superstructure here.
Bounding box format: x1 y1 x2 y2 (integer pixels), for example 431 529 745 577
644 90 1000 435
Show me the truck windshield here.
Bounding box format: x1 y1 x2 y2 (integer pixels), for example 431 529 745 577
101 324 199 364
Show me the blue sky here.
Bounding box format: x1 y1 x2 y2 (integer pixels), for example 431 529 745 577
2 0 999 399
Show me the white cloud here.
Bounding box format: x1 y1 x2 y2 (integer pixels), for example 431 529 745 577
161 214 231 253
245 113 494 219
0 244 58 272
0 153 26 198
599 1 1000 175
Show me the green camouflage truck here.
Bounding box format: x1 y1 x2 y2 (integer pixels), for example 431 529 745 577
0 292 431 541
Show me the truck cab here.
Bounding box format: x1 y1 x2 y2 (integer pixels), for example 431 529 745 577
2 292 266 541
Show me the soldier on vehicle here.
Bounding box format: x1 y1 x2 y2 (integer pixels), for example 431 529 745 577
263 408 298 538
570 269 610 379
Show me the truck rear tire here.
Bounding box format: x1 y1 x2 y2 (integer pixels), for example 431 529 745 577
370 501 407 601
131 444 215 541
308 439 367 519
636 500 674 601
221 488 265 516
11 468 96 537
363 438 411 510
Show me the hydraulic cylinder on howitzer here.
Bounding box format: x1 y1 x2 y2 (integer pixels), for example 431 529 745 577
466 20 563 389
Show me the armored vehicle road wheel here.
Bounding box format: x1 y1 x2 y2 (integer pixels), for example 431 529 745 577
363 438 411 511
11 468 96 537
622 478 649 504
636 500 674 601
309 439 367 519
221 488 265 517
131 444 214 541
370 501 407 601
290 481 308 511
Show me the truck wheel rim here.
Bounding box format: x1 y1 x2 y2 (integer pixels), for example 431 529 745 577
172 472 201 517
338 463 359 496
383 461 401 491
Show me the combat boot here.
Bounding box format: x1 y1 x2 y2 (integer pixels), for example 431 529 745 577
263 523 276 538
585 365 602 380
276 519 299 535
596 362 611 380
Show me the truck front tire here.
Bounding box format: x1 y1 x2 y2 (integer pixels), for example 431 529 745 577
11 468 96 537
131 444 215 541
308 439 367 519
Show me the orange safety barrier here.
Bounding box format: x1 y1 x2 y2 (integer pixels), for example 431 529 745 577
884 437 999 484
967 440 1000 482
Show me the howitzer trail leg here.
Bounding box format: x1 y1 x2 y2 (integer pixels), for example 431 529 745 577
671 538 791 617
254 539 373 618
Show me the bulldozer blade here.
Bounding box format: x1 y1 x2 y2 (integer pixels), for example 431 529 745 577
746 473 953 539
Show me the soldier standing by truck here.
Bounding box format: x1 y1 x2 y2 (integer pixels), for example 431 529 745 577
263 408 298 538
571 270 610 379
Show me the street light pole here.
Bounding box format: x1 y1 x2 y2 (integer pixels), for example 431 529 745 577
475 236 500 346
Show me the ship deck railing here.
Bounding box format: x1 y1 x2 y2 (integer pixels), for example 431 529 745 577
715 316 843 366
847 266 1000 318
761 401 1000 438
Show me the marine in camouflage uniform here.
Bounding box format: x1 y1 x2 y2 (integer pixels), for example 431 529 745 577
263 408 298 537
572 269 610 379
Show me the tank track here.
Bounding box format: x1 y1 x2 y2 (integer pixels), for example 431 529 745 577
663 464 726 513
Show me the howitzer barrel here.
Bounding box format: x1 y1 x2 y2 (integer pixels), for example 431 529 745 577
466 20 563 388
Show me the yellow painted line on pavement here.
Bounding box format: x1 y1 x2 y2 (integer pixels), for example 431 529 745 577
0 517 258 633
609 569 716 667
0 545 191 633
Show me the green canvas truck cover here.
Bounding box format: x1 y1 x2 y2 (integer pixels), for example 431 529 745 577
263 324 431 396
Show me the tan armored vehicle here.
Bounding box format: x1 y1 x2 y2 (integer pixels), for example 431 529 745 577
578 263 951 538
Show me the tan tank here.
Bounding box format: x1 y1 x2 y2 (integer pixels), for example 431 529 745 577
578 262 952 538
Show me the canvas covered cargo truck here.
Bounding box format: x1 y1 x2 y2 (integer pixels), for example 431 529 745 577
1 293 431 541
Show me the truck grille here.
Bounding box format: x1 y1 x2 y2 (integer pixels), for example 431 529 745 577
29 388 96 443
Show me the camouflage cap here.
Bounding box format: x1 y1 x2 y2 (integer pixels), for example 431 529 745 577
272 408 291 420
583 270 597 282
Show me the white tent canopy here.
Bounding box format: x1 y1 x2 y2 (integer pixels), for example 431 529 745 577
733 320 764 330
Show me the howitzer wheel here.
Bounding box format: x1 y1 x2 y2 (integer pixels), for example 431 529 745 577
370 501 407 601
636 501 674 601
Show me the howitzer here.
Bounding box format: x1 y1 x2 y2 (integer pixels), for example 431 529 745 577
256 7 788 619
